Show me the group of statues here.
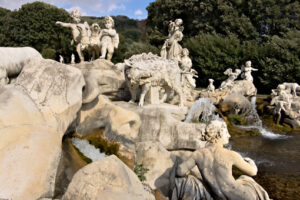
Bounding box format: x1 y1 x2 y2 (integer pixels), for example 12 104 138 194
56 9 119 62
206 60 258 93
271 82 300 124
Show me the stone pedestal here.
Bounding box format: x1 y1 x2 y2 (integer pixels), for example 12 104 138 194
145 86 160 105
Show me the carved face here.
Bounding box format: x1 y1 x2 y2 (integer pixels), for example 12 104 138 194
246 60 251 67
71 9 81 23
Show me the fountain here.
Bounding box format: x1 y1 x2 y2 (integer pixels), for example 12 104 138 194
72 138 106 162
185 98 219 123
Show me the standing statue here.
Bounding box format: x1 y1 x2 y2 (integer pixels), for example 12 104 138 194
179 48 197 88
161 19 184 63
71 54 75 64
219 68 241 90
207 79 215 93
56 9 87 62
59 55 64 63
99 16 119 61
171 121 270 200
89 23 101 60
241 60 258 82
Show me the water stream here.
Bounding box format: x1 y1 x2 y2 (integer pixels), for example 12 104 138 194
72 138 106 162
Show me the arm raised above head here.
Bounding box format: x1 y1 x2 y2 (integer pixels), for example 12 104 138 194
232 151 257 176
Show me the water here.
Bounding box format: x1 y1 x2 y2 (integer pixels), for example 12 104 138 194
185 98 218 123
72 138 106 162
230 96 300 199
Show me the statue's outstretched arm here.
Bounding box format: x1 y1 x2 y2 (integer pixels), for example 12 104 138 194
176 156 196 177
232 151 257 176
56 21 73 28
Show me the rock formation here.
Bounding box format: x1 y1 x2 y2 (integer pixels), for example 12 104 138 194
62 155 155 200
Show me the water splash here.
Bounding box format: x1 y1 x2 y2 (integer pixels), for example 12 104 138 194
239 96 291 139
72 138 106 162
185 98 218 123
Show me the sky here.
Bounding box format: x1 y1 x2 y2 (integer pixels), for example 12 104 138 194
0 0 156 19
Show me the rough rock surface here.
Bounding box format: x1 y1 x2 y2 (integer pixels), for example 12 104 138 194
0 59 85 200
199 80 257 104
136 142 176 194
73 59 129 103
62 155 155 200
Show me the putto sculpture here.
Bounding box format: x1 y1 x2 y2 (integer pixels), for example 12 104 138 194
219 68 241 90
207 79 215 93
270 83 300 126
161 19 184 63
56 9 119 62
99 16 119 61
241 60 258 82
171 120 270 200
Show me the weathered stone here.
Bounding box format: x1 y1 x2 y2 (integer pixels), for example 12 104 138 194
62 155 155 200
0 59 85 200
15 58 85 132
74 59 129 103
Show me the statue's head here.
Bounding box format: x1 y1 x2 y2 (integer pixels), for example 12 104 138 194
71 9 81 23
209 79 214 83
104 16 114 29
91 23 100 32
175 18 183 26
246 60 251 67
182 48 189 56
203 120 230 145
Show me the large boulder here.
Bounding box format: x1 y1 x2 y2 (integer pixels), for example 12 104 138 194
73 59 129 103
0 59 85 200
15 58 85 132
62 155 155 200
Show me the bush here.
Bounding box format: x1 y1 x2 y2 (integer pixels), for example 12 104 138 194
133 162 149 182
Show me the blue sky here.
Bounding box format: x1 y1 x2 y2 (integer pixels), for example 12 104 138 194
0 0 156 19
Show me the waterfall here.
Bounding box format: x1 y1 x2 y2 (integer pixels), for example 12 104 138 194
185 98 219 123
239 96 290 139
72 138 106 162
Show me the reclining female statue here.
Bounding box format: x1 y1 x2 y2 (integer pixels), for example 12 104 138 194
171 120 270 200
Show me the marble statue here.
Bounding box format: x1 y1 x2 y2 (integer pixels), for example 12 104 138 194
241 60 258 82
270 83 300 126
207 79 215 93
171 120 270 200
124 53 184 107
71 54 75 64
56 9 87 62
89 23 101 60
99 16 119 61
219 68 241 90
161 19 184 63
59 55 64 63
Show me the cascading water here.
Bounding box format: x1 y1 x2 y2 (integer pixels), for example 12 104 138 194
239 96 290 139
185 98 219 123
72 138 106 162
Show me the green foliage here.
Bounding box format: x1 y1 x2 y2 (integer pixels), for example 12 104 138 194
133 162 149 182
42 48 56 59
0 2 73 59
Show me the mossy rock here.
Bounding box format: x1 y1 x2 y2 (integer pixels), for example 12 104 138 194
224 116 260 137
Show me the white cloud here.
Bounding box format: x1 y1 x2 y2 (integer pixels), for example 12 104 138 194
134 9 143 16
0 0 128 16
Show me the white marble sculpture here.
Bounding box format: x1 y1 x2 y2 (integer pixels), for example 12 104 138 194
56 9 87 62
99 16 119 61
219 68 241 90
271 83 300 126
59 55 64 63
161 19 184 63
71 54 75 64
124 53 185 107
207 79 215 93
241 60 258 82
89 23 101 60
171 120 270 200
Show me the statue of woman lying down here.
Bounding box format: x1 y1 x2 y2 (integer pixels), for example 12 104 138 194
170 120 270 200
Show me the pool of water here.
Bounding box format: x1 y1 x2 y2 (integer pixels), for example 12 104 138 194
230 134 300 200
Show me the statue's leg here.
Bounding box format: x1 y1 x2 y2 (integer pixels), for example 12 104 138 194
106 45 114 61
128 83 138 103
139 84 150 107
100 44 107 59
173 85 184 107
76 44 84 62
